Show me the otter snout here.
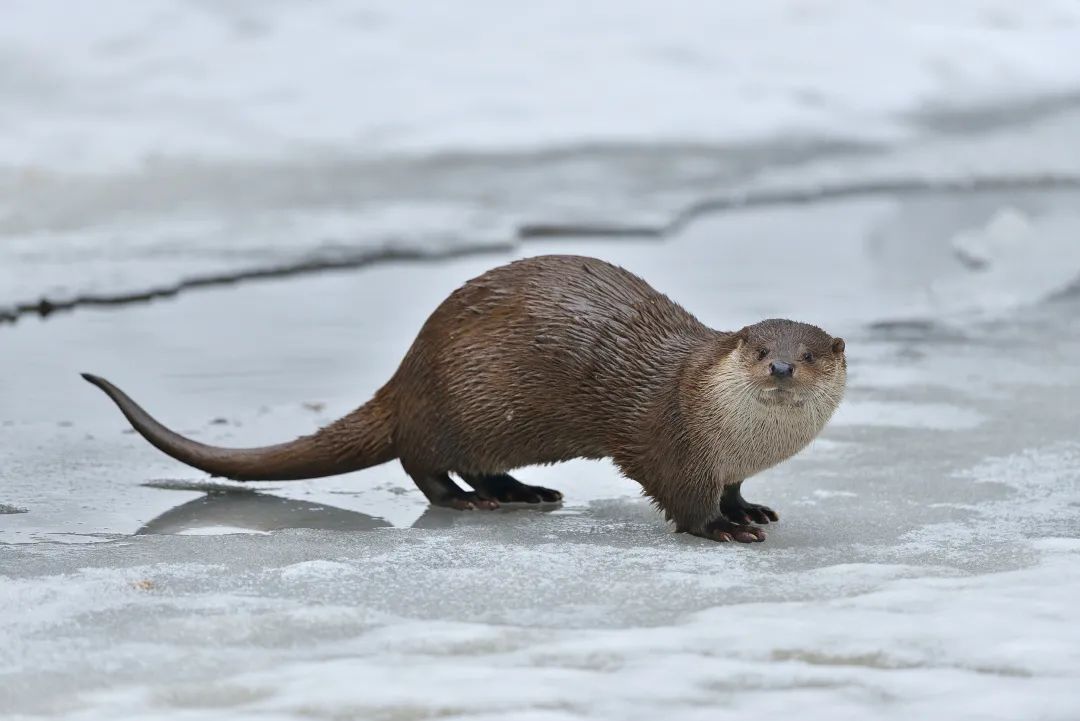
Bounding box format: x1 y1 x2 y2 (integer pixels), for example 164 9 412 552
769 361 794 378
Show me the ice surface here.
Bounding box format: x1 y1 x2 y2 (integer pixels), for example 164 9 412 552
5 1 1080 313
4 3 1080 718
4 192 1080 718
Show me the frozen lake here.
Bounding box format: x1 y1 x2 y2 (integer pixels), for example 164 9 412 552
4 182 1080 719
4 2 1080 719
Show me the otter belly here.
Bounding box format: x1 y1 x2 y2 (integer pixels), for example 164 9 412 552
449 409 609 474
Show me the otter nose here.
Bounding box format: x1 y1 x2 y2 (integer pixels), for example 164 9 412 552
769 361 794 378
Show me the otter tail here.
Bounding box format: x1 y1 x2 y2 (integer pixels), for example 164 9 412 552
82 374 397 481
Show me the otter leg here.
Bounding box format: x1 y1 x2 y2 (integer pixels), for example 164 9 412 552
459 473 563 504
409 471 500 511
653 479 766 543
719 482 779 525
615 454 766 544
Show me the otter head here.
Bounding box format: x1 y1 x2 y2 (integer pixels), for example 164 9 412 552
731 318 846 409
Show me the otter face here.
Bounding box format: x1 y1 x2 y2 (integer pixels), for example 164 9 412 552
734 319 846 407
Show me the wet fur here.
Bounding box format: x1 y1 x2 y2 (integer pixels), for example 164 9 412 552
85 255 846 539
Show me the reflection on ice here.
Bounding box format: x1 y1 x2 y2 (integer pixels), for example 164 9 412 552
134 485 565 536
136 490 393 535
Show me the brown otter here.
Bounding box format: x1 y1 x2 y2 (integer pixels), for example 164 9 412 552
84 254 846 543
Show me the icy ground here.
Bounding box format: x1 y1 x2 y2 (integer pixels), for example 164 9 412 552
5 0 1080 313
4 2 1080 718
4 188 1080 719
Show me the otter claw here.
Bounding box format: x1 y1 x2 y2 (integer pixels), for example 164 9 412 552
744 506 776 524
447 494 500 511
720 496 779 526
699 518 766 543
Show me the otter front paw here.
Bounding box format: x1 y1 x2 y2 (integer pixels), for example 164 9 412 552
719 483 779 525
694 517 766 543
720 499 778 525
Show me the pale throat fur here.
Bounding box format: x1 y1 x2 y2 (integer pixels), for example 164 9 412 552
689 342 846 487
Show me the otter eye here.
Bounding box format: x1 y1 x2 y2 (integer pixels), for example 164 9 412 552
756 348 769 361
802 352 814 363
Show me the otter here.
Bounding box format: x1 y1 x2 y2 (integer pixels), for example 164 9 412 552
84 254 846 543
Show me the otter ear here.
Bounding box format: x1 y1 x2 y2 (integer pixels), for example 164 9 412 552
831 337 846 354
733 327 750 345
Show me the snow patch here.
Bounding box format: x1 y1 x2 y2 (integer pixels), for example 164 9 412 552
176 526 270 536
4 0 1080 171
932 207 1080 314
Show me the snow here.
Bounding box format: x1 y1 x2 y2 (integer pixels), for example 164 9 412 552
45 546 1080 721
4 0 1080 171
933 207 1080 313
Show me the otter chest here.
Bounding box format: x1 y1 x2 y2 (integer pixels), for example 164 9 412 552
717 403 824 483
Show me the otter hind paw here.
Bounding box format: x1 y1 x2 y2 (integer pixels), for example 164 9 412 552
460 473 563 504
496 484 563 504
444 492 501 511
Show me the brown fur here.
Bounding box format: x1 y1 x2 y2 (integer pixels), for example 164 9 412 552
84 255 846 541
